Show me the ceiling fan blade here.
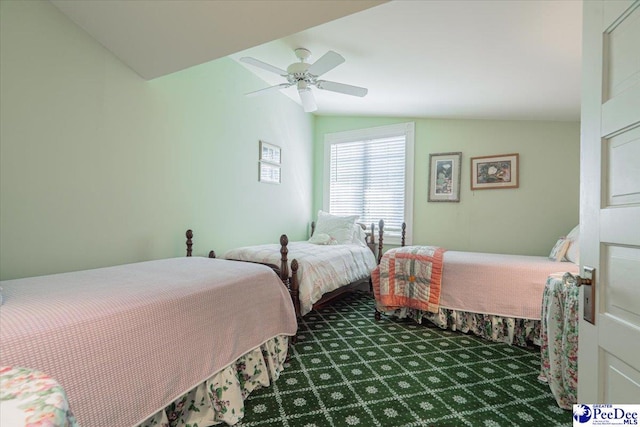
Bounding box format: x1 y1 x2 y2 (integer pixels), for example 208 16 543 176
298 88 317 113
245 83 291 97
307 51 345 77
239 57 287 76
316 80 368 97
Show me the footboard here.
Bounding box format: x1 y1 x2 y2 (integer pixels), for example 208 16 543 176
186 229 301 316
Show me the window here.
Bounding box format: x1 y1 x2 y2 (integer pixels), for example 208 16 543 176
323 122 414 245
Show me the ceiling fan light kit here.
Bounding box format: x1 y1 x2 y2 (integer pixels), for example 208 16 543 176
240 47 368 113
294 47 311 60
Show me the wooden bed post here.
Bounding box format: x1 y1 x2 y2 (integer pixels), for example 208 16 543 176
370 223 376 245
374 219 384 320
208 250 216 258
279 234 289 283
401 222 406 247
377 219 385 264
310 221 316 237
279 235 301 321
374 219 383 320
290 259 300 321
186 229 193 257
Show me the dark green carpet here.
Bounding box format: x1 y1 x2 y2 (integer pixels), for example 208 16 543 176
239 292 570 426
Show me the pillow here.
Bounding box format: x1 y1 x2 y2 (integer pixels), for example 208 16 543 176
308 233 337 245
564 225 580 264
549 237 571 262
352 223 369 247
313 210 358 245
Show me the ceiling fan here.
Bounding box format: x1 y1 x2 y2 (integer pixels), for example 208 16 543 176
240 48 368 113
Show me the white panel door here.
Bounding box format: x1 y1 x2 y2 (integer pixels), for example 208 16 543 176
579 0 640 404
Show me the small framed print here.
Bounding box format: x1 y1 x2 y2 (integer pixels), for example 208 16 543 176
470 153 519 190
259 162 281 184
259 140 281 165
258 140 281 184
428 152 462 202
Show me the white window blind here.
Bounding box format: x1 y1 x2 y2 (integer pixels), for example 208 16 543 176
323 123 414 245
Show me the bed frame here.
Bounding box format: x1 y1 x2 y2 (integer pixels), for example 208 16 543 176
371 227 573 347
187 220 390 319
292 220 389 316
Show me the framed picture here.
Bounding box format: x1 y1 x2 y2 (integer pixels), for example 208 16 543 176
259 140 281 184
259 162 281 184
259 140 281 165
470 153 519 190
428 152 462 202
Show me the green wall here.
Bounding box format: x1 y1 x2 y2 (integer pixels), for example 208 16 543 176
0 1 580 280
313 116 580 256
0 0 313 280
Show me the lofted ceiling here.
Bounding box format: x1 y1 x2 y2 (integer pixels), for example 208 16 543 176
50 0 582 121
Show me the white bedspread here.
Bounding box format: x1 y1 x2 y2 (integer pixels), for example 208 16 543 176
224 242 377 316
439 251 579 319
0 257 297 427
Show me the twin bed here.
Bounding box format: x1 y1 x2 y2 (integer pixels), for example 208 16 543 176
0 235 297 427
372 225 580 346
223 213 387 317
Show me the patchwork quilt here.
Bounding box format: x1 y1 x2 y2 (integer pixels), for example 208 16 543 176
372 246 446 313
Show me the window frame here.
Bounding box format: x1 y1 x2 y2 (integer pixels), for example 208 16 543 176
323 122 414 246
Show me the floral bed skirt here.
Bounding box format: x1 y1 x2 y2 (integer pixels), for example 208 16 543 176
379 307 541 347
139 335 289 427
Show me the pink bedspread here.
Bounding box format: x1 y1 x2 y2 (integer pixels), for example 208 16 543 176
0 257 297 427
439 251 579 319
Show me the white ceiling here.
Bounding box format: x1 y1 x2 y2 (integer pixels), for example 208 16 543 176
51 0 582 121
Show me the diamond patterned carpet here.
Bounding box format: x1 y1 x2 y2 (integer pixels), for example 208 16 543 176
239 292 570 426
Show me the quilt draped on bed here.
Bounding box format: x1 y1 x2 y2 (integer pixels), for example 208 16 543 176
372 246 446 314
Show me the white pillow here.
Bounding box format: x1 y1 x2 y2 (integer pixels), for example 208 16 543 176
566 225 579 240
313 210 358 245
564 225 580 264
308 233 337 245
549 237 571 262
352 224 369 247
